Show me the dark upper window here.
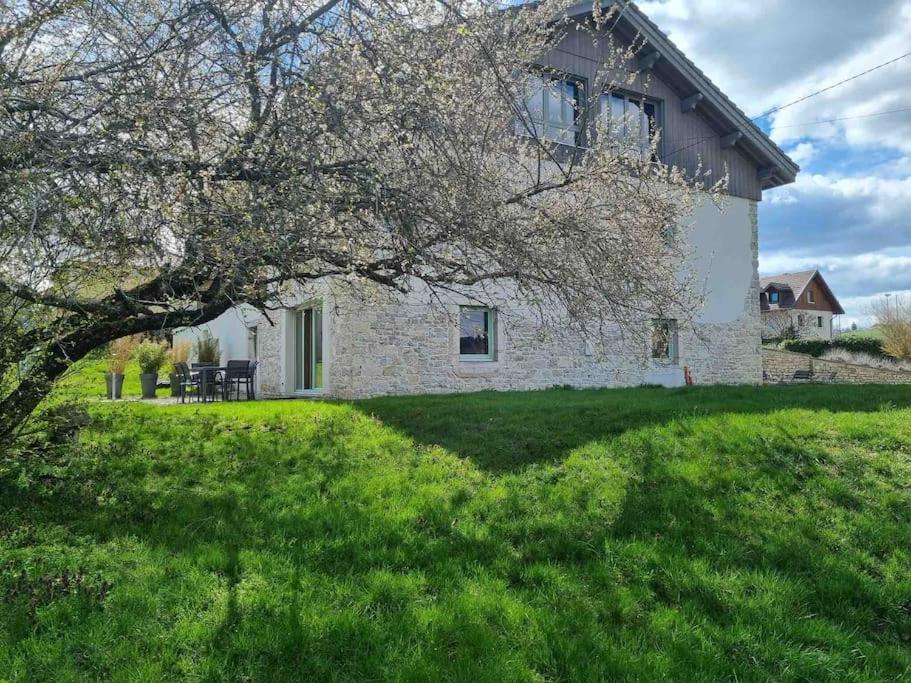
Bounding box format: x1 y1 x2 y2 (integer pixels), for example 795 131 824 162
807 290 816 304
769 291 780 304
515 74 581 146
599 92 659 159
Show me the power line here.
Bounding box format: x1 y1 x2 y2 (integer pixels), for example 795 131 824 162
753 50 911 121
772 105 911 129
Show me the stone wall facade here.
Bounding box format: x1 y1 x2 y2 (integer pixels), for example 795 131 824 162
762 347 911 384
243 196 763 399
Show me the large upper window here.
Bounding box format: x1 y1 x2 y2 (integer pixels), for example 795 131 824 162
515 74 581 146
807 290 816 304
651 319 679 364
459 307 496 361
599 92 658 159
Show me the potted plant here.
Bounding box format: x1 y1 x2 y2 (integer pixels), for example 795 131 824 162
194 332 221 365
135 340 170 399
193 332 221 397
106 336 138 400
168 341 191 397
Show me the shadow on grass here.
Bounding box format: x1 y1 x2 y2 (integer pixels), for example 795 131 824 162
354 383 911 472
2 385 911 679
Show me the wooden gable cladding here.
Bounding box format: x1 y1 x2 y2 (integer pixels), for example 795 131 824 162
797 277 841 314
538 26 765 201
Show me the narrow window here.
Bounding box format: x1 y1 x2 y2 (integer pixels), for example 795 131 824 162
651 319 679 364
294 304 324 391
515 74 581 146
459 307 496 361
769 291 780 304
247 326 258 361
807 290 816 304
817 316 823 328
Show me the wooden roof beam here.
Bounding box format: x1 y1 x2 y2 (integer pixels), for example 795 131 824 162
721 131 743 149
681 92 703 113
637 50 662 71
758 166 779 182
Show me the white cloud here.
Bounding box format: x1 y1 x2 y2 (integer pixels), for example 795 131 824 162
638 0 911 151
637 1 911 324
786 142 817 167
836 290 911 329
768 4 911 153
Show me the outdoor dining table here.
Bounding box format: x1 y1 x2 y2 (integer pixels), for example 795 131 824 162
193 365 227 403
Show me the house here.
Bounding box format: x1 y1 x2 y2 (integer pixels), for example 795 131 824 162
174 1 798 398
760 270 845 340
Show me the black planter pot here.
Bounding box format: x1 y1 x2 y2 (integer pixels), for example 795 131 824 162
105 372 124 400
140 373 158 399
170 373 181 397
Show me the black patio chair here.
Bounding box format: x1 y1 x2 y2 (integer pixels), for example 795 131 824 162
175 362 201 403
222 360 253 401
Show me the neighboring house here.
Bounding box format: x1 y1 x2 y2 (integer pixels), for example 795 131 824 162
174 1 798 398
760 270 845 340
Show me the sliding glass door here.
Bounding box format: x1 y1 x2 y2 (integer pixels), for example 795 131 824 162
293 304 323 391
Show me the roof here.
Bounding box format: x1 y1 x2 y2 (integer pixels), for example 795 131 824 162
562 1 799 190
760 270 845 315
759 270 816 294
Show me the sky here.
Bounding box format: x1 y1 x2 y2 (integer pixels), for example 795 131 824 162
636 0 911 329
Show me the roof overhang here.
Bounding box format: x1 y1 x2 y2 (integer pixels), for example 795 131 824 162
562 1 799 190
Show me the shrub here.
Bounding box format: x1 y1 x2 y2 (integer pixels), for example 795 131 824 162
834 335 886 357
194 332 220 364
135 340 170 375
107 336 139 374
781 339 831 357
871 295 911 361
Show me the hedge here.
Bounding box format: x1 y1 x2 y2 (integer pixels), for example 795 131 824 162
781 336 888 358
834 336 886 356
781 339 831 357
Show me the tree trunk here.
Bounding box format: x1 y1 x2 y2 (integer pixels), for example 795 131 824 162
0 301 234 441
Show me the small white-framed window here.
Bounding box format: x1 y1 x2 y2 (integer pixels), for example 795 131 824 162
807 290 816 304
651 319 679 364
514 73 582 146
459 307 496 361
599 91 660 159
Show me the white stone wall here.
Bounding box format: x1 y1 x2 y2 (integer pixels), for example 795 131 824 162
241 194 763 399
173 305 259 362
761 309 834 341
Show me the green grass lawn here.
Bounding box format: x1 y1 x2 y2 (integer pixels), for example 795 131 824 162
2 385 911 681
